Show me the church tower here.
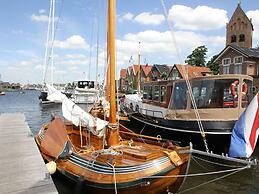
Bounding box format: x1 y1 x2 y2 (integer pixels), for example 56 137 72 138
226 3 253 48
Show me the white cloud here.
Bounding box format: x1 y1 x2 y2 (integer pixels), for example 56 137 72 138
119 12 134 22
115 30 225 66
31 14 49 22
134 12 165 25
168 5 228 31
30 9 58 23
39 9 46 14
247 10 259 43
53 35 89 50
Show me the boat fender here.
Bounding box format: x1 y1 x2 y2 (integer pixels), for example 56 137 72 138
46 161 56 174
230 80 247 98
163 151 183 166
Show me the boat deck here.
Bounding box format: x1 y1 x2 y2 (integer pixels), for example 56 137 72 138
0 113 58 194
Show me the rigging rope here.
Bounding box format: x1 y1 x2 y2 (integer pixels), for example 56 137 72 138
160 0 209 152
44 0 64 84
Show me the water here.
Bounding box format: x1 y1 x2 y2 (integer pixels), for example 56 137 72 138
1 90 259 194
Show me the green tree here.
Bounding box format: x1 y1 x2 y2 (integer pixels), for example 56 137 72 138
207 54 219 75
186 45 208 66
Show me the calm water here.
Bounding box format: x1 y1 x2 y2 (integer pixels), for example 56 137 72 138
1 90 259 194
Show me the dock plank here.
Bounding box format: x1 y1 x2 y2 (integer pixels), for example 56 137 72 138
0 113 58 194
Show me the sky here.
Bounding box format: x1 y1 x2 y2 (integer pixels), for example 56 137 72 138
0 0 259 84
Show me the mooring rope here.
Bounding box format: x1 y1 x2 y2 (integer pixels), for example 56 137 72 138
112 164 118 194
192 155 245 168
148 165 249 179
177 166 247 193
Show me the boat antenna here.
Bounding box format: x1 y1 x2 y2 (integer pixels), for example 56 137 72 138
137 41 141 94
160 0 209 152
88 20 95 80
96 0 100 88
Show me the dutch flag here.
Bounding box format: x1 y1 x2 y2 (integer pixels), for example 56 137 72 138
229 92 259 158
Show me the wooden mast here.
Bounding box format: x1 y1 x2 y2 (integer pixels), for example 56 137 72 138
107 0 119 146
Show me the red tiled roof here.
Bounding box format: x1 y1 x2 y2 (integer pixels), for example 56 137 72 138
120 69 126 78
175 64 212 78
141 65 152 76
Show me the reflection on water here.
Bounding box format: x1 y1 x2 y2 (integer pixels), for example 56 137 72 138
0 90 259 194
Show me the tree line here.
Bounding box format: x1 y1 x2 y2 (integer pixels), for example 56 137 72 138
186 45 219 75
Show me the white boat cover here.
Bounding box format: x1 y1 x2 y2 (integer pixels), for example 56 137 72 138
125 94 142 104
46 84 107 137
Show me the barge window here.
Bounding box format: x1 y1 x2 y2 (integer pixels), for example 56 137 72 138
154 85 159 101
242 79 253 108
148 86 152 100
160 86 166 103
169 82 187 109
143 86 147 99
191 79 238 109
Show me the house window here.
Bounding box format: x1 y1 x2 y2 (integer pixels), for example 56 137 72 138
223 58 231 65
231 35 237 43
234 56 243 64
222 58 231 74
234 56 243 74
239 34 245 42
160 86 166 103
172 69 180 79
223 66 230 74
154 85 159 101
143 86 147 99
234 64 242 74
148 86 152 100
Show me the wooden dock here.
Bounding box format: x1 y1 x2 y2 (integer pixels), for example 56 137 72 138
0 113 58 194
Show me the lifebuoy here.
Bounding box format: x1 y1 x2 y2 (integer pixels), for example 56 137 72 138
230 80 247 98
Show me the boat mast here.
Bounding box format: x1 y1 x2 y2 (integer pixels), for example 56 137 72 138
107 0 119 146
137 41 141 93
43 0 53 84
50 0 55 86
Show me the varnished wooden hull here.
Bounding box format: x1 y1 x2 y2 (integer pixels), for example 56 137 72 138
41 152 189 194
35 118 190 194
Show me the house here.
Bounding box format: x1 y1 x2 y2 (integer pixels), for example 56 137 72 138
214 45 259 86
148 64 171 81
119 68 126 92
125 66 133 92
125 65 139 92
140 64 152 83
213 3 259 87
167 64 212 80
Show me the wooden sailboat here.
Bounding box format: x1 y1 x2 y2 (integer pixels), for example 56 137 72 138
35 1 190 193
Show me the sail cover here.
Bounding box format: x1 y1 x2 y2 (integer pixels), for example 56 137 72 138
229 92 259 158
46 84 107 137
